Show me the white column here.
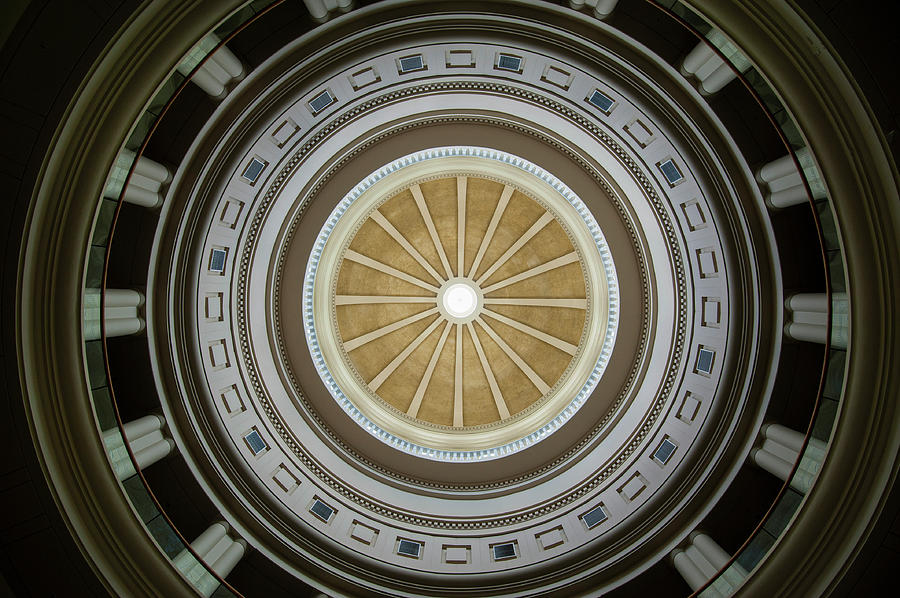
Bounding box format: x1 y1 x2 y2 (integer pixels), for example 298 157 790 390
103 150 171 209
681 40 737 96
672 533 746 595
84 288 145 340
303 0 329 22
784 292 848 348
178 39 245 100
757 148 828 208
174 523 246 598
752 424 827 493
102 414 174 480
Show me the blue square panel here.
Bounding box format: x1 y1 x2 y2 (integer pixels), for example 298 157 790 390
209 248 227 273
589 90 615 113
244 430 267 455
582 505 608 529
397 539 421 558
654 438 677 464
659 159 684 184
309 89 335 113
310 499 334 522
242 158 265 183
496 54 522 71
398 55 424 72
493 543 517 560
696 348 715 374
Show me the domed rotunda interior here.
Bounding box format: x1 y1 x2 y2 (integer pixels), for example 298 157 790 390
2 1 898 597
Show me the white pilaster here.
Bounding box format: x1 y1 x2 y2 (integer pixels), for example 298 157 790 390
784 292 848 348
84 288 145 340
174 523 246 597
671 533 746 595
756 148 826 208
102 414 175 480
681 40 737 95
104 150 171 209
568 0 619 18
751 423 827 493
177 36 245 100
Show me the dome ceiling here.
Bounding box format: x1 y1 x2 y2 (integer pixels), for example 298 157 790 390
146 3 779 595
305 148 618 457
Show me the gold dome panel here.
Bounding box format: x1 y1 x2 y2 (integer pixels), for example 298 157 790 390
335 176 587 428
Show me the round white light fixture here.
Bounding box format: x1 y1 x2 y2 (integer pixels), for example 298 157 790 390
443 282 478 318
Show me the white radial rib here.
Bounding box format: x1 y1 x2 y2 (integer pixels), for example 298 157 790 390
468 185 513 278
369 317 444 392
466 322 510 419
454 323 463 427
344 249 439 293
481 308 578 355
407 321 452 418
335 295 435 305
370 210 445 284
483 297 587 309
481 251 579 295
410 184 453 279
343 307 439 352
457 176 467 277
475 316 551 395
475 212 554 285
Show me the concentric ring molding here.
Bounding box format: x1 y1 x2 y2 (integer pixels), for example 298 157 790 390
148 5 781 595
303 146 620 461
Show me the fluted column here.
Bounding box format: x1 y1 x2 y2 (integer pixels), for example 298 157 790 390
784 292 849 348
303 0 354 23
83 288 145 340
102 415 175 480
671 532 747 595
681 40 737 95
568 0 619 18
174 522 247 597
756 148 827 208
104 149 172 208
751 423 827 493
177 34 245 99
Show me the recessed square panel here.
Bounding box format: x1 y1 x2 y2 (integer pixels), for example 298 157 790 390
588 89 615 113
397 539 422 558
348 66 381 90
541 64 573 90
582 504 608 529
243 428 267 455
653 437 677 465
696 347 715 375
445 49 475 68
492 542 517 560
677 391 702 424
680 199 708 231
270 118 299 148
272 464 299 493
308 89 335 114
702 297 722 328
351 521 378 545
443 545 470 564
397 54 425 73
310 498 335 522
624 118 655 147
208 339 229 370
617 471 648 502
209 247 228 274
221 384 244 415
241 158 266 184
659 158 685 185
536 526 566 550
204 292 223 321
495 53 523 72
696 247 720 278
219 197 245 229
